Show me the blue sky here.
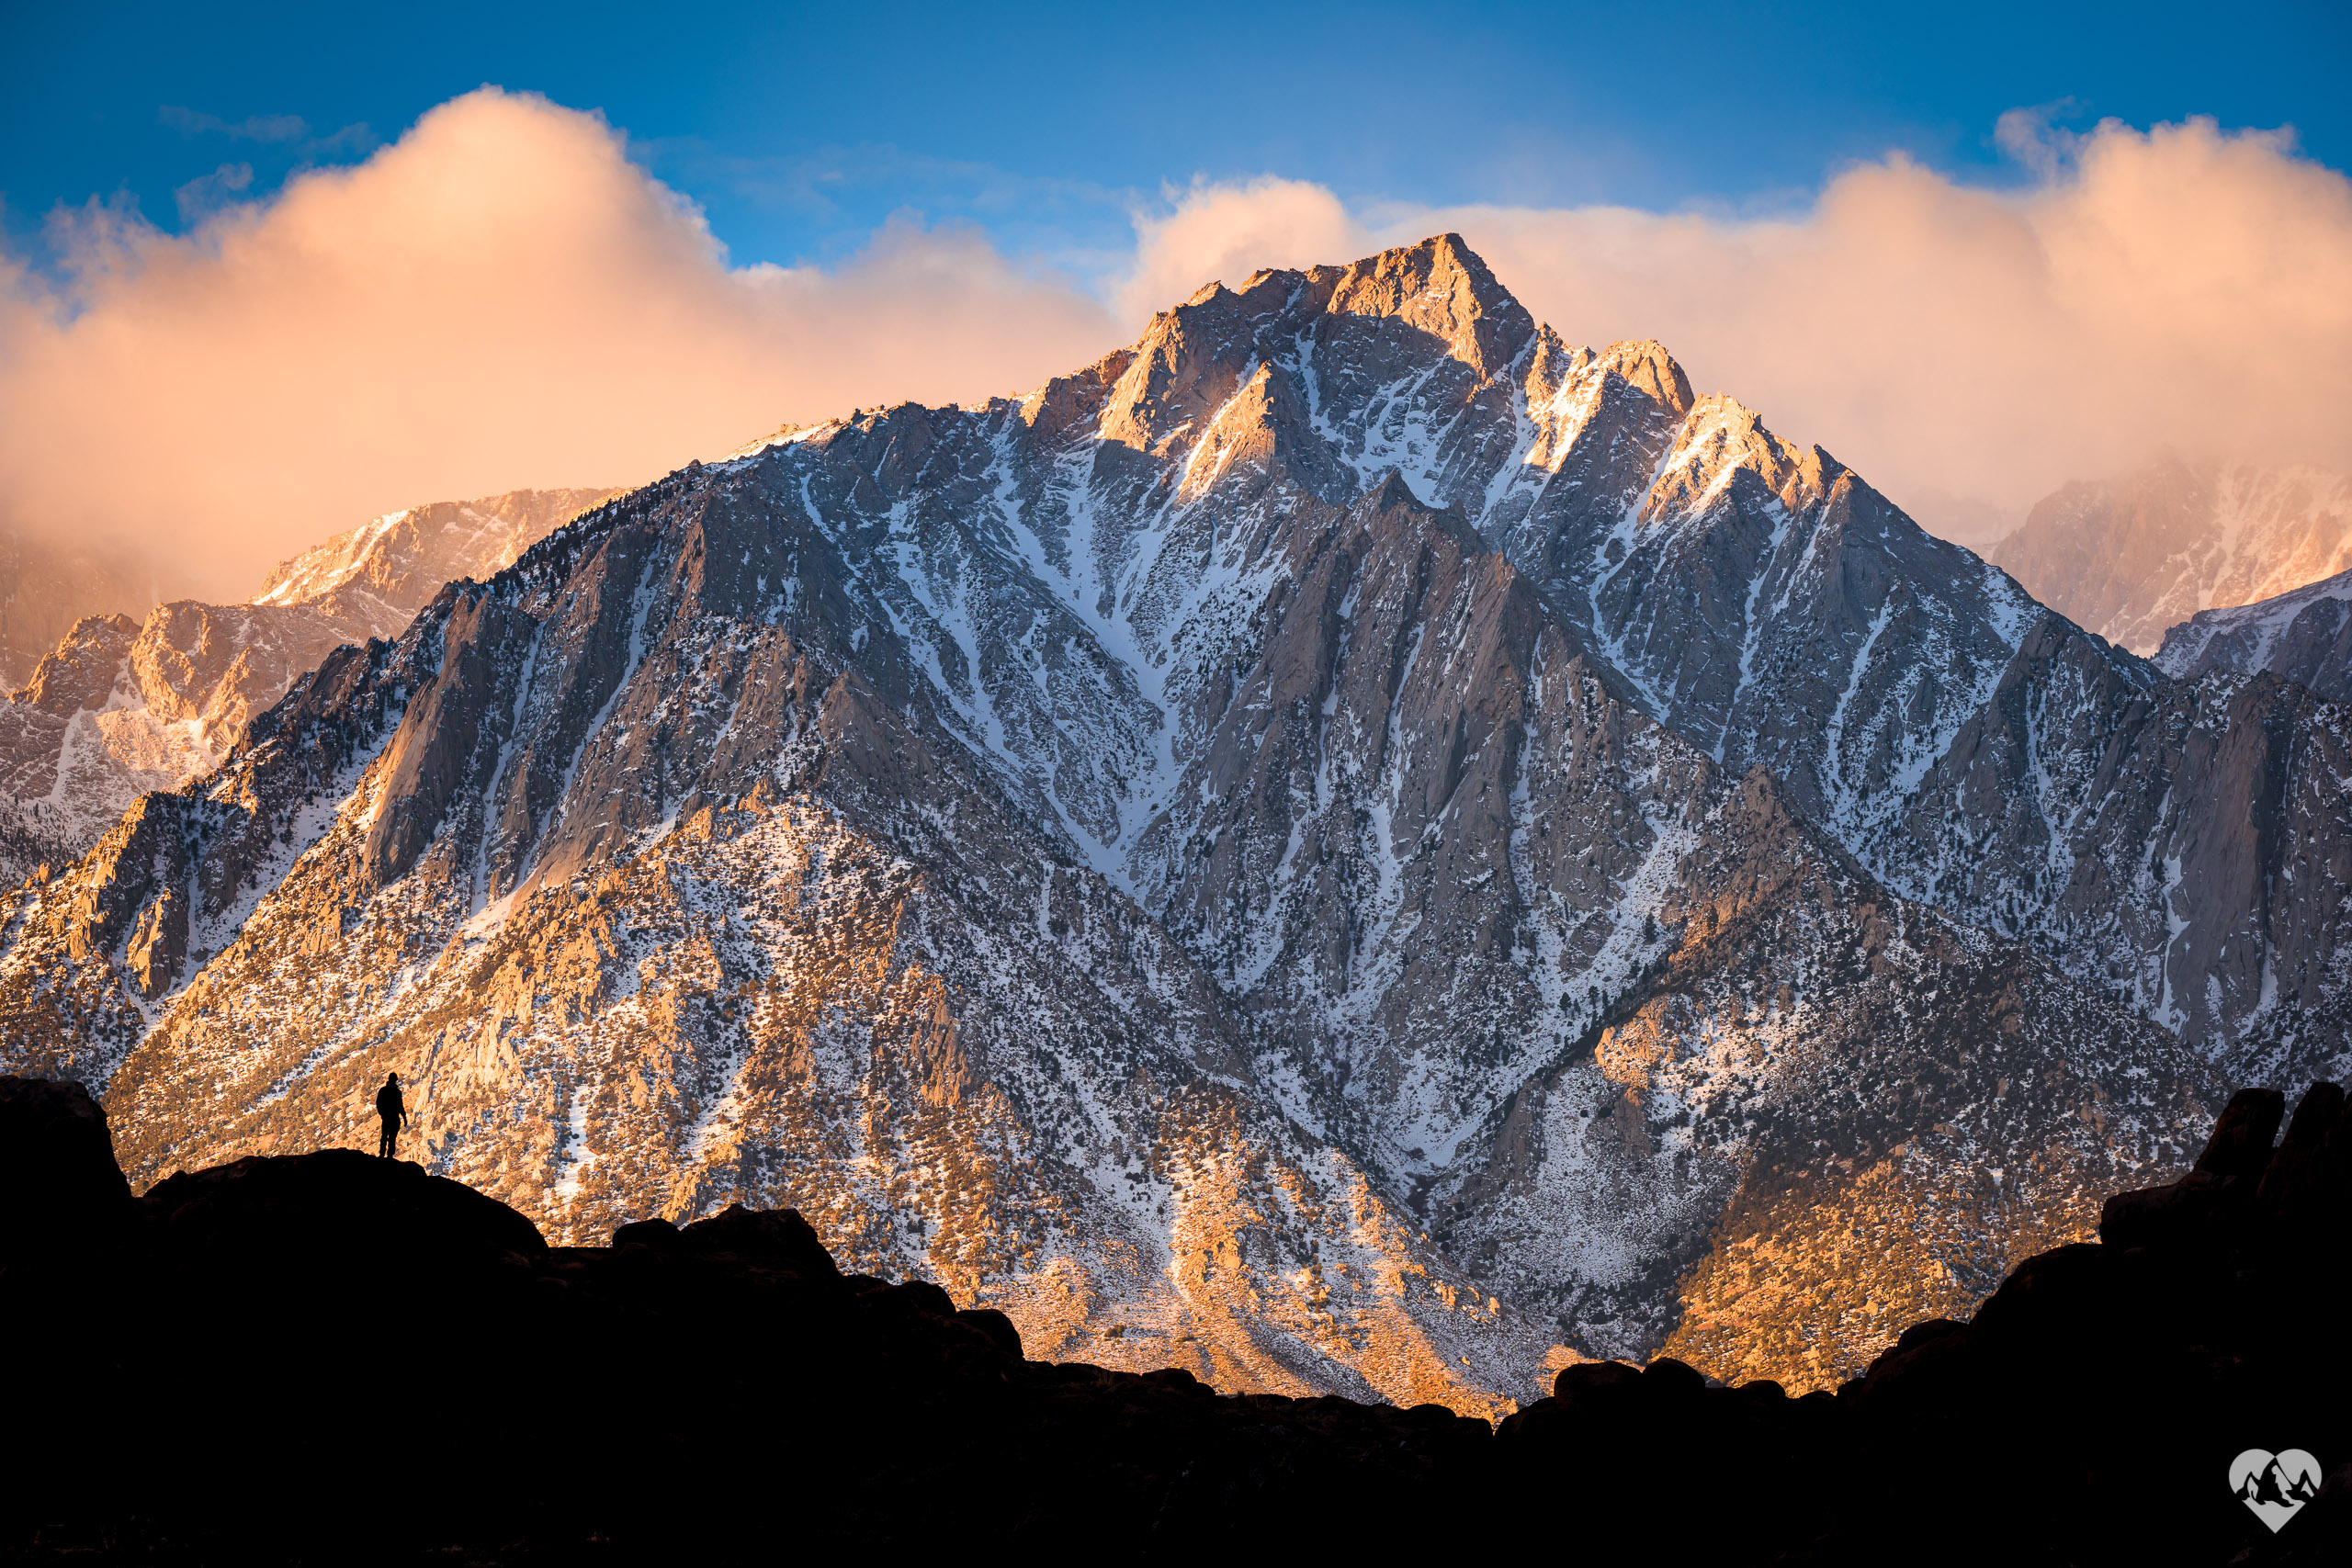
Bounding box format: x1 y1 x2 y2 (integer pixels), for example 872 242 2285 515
5 0 2347 592
7 0 2347 273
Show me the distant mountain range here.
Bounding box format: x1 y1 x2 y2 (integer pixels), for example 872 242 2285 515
2154 562 2352 702
1 239 2344 1408
1992 456 2352 656
0 491 617 887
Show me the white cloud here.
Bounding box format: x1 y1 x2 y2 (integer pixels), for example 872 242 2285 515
1406 118 2352 528
1114 176 1368 323
0 89 1123 602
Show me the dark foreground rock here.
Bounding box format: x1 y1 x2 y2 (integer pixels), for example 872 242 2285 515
0 1077 2343 1564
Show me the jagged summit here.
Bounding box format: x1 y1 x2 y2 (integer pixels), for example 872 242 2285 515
9 615 142 713
1587 337 1693 412
252 487 625 614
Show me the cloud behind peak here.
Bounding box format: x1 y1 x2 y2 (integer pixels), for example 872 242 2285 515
3 92 2345 606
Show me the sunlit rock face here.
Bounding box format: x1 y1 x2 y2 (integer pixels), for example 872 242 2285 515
2155 561 2352 703
17 236 2345 1406
249 489 625 620
0 490 617 887
1993 456 2352 657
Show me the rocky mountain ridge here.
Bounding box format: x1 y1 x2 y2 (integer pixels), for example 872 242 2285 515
2155 562 2352 702
1993 455 2352 656
251 489 623 618
0 237 2320 1406
0 489 617 887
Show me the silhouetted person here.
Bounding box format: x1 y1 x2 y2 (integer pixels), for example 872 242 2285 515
376 1073 408 1159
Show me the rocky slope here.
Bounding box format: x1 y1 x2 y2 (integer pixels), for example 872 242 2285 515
1311 319 2352 1088
0 489 616 887
0 239 2244 1408
2155 563 2352 702
3 1075 2344 1563
1992 456 2352 656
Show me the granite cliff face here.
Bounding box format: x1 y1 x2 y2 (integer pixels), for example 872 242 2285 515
1992 456 2352 656
0 238 2299 1404
0 490 616 887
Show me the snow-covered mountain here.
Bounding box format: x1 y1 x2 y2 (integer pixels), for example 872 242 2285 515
1031 247 2349 1085
252 490 623 620
1991 456 2352 656
1 238 2296 1407
0 491 617 886
2154 563 2352 702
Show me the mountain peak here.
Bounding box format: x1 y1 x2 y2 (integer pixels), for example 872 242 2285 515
1323 233 1532 380
10 615 141 716
1360 467 1430 516
1640 394 1850 520
252 488 621 614
7 220 2322 1428
1595 339 1695 417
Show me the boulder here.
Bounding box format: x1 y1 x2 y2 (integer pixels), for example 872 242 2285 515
2257 1080 2348 1234
0 1076 132 1255
141 1147 547 1291
677 1201 838 1276
955 1307 1023 1359
2195 1086 2289 1179
1554 1358 1642 1404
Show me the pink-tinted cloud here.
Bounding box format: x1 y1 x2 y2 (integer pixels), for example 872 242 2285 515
1406 118 2352 538
1106 120 2352 543
0 88 1124 603
1115 175 1366 324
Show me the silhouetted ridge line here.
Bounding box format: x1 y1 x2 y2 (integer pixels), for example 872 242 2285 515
1 1073 2346 1562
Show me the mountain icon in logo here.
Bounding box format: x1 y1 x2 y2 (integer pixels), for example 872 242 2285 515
2230 1449 2322 1532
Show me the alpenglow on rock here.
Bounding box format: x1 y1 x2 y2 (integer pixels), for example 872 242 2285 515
6 237 2313 1409
1992 455 2352 657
